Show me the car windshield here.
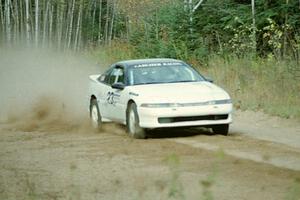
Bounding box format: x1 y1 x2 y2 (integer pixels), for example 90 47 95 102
128 63 205 85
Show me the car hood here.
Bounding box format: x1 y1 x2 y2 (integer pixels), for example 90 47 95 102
129 81 230 103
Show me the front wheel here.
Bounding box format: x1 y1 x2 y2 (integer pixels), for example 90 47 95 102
127 103 146 139
212 124 229 136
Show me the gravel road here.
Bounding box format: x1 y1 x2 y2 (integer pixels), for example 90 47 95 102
0 113 300 200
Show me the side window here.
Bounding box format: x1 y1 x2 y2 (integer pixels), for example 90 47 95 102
98 74 106 82
108 69 117 85
115 68 125 84
106 67 124 85
99 66 125 86
98 68 112 84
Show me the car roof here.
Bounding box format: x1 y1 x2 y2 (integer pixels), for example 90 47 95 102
115 58 184 67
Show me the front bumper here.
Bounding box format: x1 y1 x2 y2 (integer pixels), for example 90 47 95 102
138 104 233 128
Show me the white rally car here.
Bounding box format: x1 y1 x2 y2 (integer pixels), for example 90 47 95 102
88 58 233 138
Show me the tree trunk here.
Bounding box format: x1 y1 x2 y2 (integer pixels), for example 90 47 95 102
19 0 24 42
193 0 205 12
29 0 34 43
67 0 75 49
56 1 64 49
74 0 83 50
35 0 39 47
104 0 110 44
43 0 50 47
64 0 71 49
25 0 30 46
78 21 82 50
0 0 3 30
5 0 11 45
98 0 103 45
155 8 158 40
108 0 116 46
49 3 54 48
283 0 289 58
0 1 3 43
251 0 256 54
188 0 193 35
92 0 97 41
14 0 21 44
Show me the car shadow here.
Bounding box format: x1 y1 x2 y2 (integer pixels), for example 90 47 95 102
146 127 215 139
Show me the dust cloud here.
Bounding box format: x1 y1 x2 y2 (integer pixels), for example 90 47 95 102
0 47 106 132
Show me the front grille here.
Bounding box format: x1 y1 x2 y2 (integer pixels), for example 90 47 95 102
158 114 228 124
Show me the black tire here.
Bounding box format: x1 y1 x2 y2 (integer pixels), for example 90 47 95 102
90 99 102 130
126 103 146 139
212 124 229 136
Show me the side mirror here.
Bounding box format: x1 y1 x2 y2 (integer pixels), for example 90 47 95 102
112 82 125 90
205 77 214 83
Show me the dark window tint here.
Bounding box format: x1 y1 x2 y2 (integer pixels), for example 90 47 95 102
106 67 125 85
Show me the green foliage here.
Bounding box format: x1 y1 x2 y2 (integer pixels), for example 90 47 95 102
125 0 300 62
203 56 300 119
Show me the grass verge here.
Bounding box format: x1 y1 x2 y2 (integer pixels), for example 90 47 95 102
203 56 300 119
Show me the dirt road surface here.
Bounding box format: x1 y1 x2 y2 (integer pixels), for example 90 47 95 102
0 49 300 200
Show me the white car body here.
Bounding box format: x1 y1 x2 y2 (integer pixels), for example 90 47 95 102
88 59 233 131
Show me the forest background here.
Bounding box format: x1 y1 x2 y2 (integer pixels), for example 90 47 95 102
0 0 300 118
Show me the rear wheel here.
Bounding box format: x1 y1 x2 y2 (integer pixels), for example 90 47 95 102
127 103 146 139
212 124 229 136
90 99 102 130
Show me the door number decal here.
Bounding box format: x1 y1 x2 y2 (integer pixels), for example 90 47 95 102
107 92 120 105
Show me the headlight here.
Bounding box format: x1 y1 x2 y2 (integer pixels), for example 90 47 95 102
214 99 232 104
140 99 232 108
140 103 177 108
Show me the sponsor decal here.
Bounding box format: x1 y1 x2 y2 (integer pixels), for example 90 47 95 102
107 91 120 105
129 92 139 96
133 62 183 68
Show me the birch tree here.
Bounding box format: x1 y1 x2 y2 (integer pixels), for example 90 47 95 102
67 0 75 49
104 0 110 44
49 3 54 47
283 0 289 56
35 0 39 47
25 0 30 45
192 0 204 12
19 0 24 41
108 0 116 46
98 0 103 44
5 0 11 45
251 0 256 52
56 1 64 49
187 0 205 35
91 0 97 41
43 0 50 46
13 0 20 44
74 0 83 50
0 0 3 42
